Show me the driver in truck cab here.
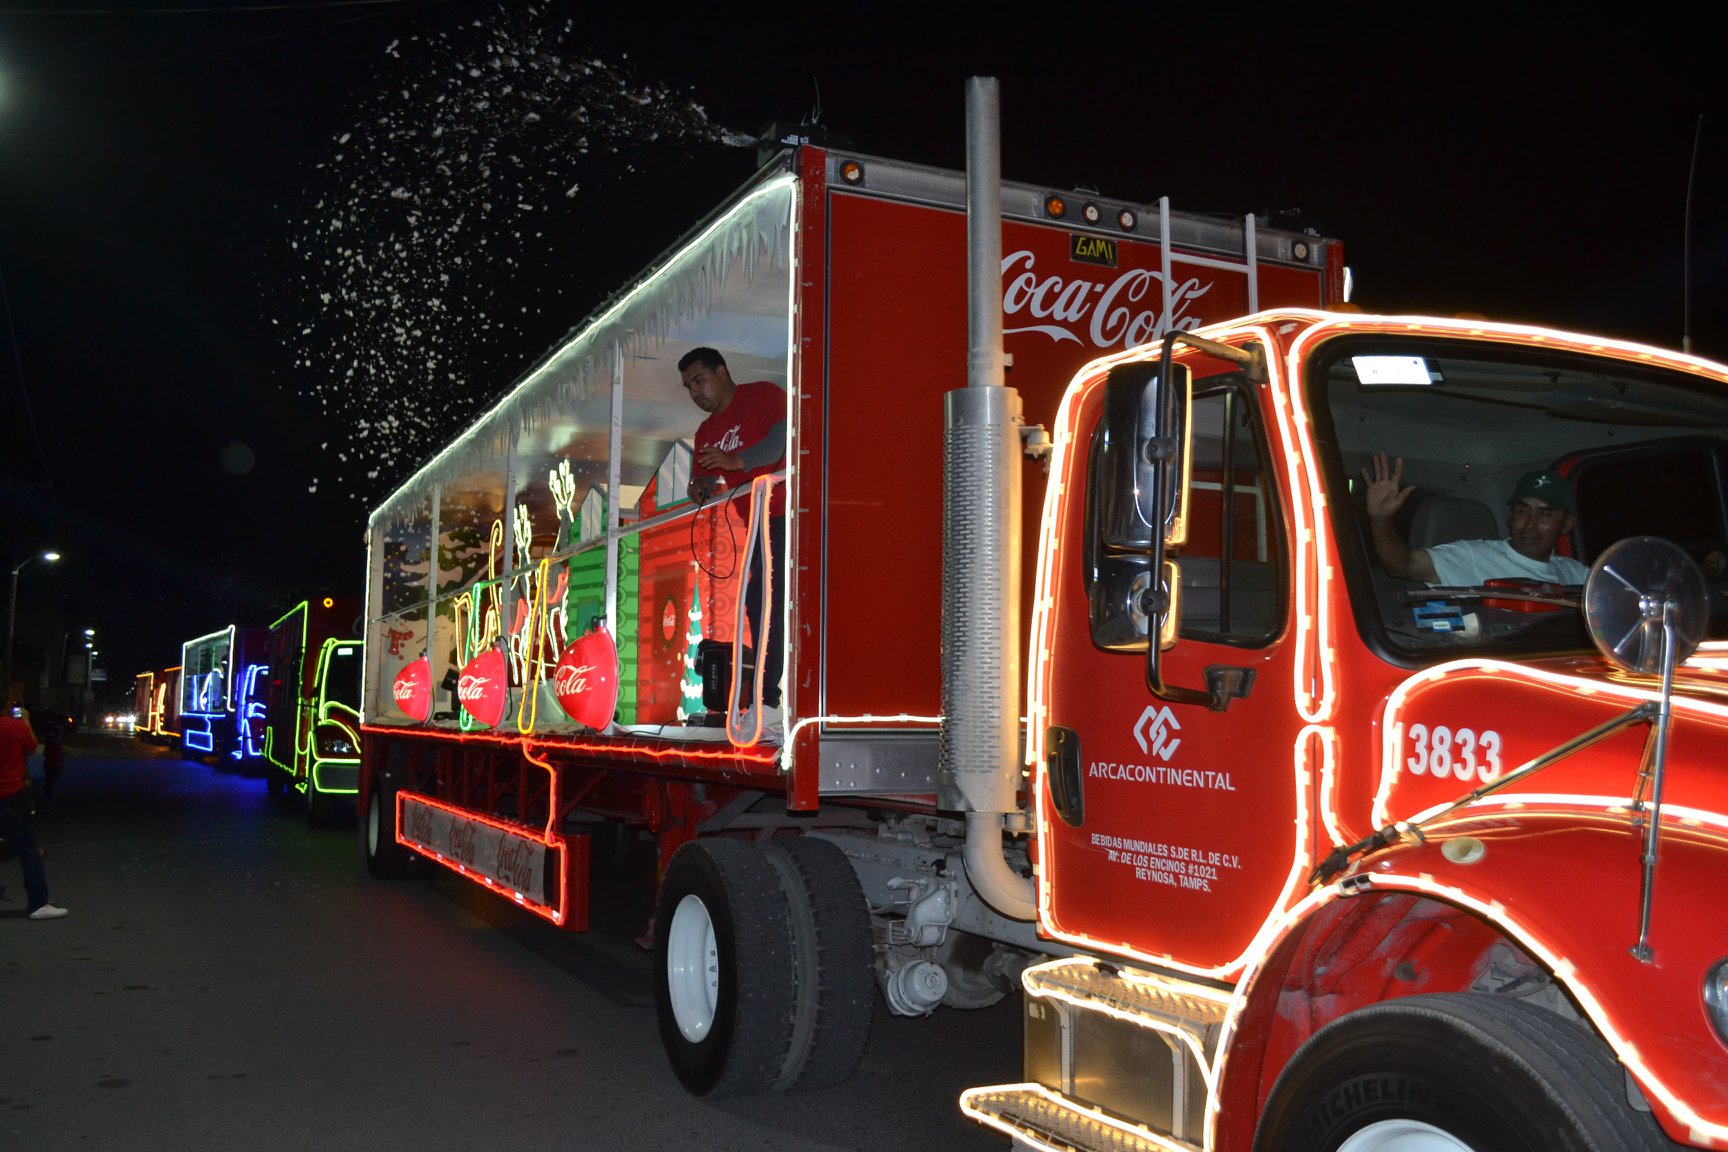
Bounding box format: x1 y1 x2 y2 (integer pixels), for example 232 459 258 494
1362 452 1591 586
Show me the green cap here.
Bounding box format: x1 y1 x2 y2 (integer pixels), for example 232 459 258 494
1509 470 1574 513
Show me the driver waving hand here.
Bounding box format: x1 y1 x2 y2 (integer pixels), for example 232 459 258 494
1362 452 1589 586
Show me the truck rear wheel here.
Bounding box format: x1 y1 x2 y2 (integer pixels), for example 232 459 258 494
1253 993 1675 1151
361 782 416 879
762 835 875 1091
654 838 796 1098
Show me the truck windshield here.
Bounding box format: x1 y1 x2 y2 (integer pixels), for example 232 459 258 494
322 645 363 710
1312 335 1728 659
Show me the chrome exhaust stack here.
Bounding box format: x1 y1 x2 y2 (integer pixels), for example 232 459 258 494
940 76 1034 921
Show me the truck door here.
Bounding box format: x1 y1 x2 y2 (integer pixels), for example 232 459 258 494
1038 374 1307 974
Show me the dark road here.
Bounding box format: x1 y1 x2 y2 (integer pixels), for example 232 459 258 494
0 733 1019 1151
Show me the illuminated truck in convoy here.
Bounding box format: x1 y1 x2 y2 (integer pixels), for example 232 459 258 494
355 84 1728 1150
178 625 267 766
262 597 363 825
262 601 364 825
133 665 181 746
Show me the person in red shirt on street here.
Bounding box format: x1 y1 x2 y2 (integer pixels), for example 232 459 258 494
0 700 67 920
680 347 787 744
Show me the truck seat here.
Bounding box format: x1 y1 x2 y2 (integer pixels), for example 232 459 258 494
1408 493 1499 551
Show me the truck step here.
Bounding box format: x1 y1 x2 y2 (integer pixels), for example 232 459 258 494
1025 959 1229 1049
961 1084 1202 1152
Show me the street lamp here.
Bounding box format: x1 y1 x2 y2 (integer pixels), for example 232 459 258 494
4 550 61 700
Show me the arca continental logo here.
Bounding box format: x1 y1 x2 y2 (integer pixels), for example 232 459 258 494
1133 705 1182 761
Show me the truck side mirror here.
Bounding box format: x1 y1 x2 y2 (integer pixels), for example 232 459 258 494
1088 360 1190 653
1095 361 1190 550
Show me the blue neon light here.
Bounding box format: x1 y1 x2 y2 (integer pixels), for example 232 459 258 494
234 662 268 761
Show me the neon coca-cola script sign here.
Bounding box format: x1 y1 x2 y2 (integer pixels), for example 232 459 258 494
1000 250 1212 350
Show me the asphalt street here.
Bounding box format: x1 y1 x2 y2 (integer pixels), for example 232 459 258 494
0 732 1020 1151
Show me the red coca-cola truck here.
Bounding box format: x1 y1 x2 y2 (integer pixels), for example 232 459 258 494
358 86 1728 1150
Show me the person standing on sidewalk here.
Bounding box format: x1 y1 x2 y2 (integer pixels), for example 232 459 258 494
40 714 64 802
0 701 67 920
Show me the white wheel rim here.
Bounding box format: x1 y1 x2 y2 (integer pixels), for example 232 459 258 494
1337 1119 1476 1151
665 893 719 1042
367 795 381 855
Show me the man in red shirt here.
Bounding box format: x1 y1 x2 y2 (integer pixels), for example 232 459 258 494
0 702 67 920
680 347 787 743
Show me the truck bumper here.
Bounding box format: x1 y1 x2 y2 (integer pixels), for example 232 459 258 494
310 758 359 795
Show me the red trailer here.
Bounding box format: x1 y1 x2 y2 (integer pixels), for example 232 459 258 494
358 124 1340 1100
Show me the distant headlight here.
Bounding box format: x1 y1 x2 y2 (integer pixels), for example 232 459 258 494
315 729 357 758
1707 958 1728 1049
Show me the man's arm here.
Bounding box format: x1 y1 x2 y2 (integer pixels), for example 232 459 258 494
1361 452 1439 583
692 415 786 481
734 419 785 469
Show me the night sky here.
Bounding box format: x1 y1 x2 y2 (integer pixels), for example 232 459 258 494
0 1 1721 704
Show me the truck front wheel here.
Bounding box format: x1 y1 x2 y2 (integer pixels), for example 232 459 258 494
655 838 796 1098
1254 993 1675 1151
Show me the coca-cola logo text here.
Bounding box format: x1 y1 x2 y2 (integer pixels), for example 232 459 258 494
405 800 432 845
496 836 536 893
449 817 478 866
554 663 594 696
457 674 491 701
1000 249 1212 351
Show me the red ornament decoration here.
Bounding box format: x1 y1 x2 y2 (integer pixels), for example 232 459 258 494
458 647 509 728
553 628 619 730
392 656 431 721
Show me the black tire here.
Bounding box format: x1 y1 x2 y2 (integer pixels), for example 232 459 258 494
264 767 285 802
361 782 416 879
654 838 797 1098
761 836 876 1091
1255 993 1677 1151
307 782 335 828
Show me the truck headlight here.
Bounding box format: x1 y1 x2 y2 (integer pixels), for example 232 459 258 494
1707 958 1728 1048
315 729 357 757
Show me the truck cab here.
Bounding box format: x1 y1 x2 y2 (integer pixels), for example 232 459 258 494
965 311 1728 1150
264 597 363 825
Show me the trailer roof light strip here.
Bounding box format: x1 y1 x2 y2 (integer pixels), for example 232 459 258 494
1373 657 1728 828
369 173 799 517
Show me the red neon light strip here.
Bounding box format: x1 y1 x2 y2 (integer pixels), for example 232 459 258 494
396 791 569 928
358 723 778 767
